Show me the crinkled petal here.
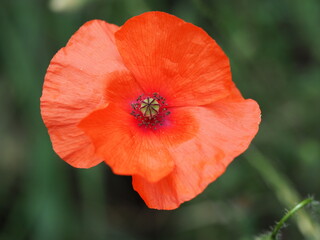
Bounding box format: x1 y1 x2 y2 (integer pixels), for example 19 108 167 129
115 11 233 107
41 20 126 168
103 71 144 111
132 97 261 209
78 86 199 182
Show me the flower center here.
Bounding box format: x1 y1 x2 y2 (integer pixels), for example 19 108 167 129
140 97 160 118
130 93 170 130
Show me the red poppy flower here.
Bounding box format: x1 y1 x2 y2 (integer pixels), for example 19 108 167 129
41 11 261 210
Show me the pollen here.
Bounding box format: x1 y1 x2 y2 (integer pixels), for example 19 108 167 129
130 93 170 129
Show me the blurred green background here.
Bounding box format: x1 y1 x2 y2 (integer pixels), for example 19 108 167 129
1 0 320 239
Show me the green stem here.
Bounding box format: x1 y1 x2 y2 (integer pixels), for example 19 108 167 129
245 146 320 240
271 198 314 239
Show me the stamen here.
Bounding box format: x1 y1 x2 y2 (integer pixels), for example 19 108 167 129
130 93 170 129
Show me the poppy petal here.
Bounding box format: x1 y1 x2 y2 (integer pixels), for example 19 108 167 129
115 11 233 107
78 102 199 182
40 20 126 168
132 98 261 209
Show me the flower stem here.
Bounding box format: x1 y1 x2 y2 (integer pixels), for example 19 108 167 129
271 197 314 239
245 146 320 240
